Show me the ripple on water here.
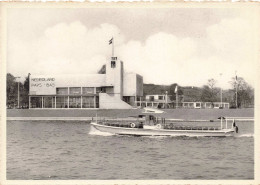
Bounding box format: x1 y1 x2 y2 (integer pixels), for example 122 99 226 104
7 120 254 180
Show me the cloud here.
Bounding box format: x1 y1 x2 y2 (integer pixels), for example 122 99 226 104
8 21 124 76
7 18 257 89
207 18 253 61
119 18 256 88
117 32 198 85
205 18 256 87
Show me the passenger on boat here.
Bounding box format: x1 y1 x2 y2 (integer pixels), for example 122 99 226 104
235 126 238 133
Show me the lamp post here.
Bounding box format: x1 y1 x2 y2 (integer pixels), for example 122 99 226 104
15 76 21 109
219 73 222 108
165 91 168 109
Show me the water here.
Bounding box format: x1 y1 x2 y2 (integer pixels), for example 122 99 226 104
7 120 254 180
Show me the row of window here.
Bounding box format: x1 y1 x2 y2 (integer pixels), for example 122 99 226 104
146 96 165 101
30 96 99 108
56 87 106 95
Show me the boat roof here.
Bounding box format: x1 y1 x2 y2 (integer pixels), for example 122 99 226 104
128 114 166 118
142 107 165 114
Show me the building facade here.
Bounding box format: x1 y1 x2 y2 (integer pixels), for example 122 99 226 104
181 102 229 109
136 94 173 108
138 94 229 109
29 57 143 109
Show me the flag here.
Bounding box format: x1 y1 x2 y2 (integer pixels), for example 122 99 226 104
175 86 178 93
109 38 113 45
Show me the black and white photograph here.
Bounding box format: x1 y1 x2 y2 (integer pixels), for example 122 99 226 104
1 2 259 184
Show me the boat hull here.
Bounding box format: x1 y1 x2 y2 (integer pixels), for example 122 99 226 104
91 122 235 137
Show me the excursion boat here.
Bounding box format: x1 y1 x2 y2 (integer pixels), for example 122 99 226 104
90 113 238 137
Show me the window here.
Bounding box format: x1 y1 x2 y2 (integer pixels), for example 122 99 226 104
56 97 68 108
136 97 141 101
149 96 154 101
96 96 99 108
69 97 81 108
96 87 106 93
123 96 130 103
82 87 94 94
82 96 94 108
111 61 116 68
56 88 68 95
69 87 81 95
30 97 42 108
158 96 164 100
43 97 55 108
196 103 201 107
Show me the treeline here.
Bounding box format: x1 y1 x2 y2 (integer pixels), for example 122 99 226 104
144 77 254 108
6 72 254 109
7 73 29 108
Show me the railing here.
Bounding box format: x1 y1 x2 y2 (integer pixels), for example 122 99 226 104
163 125 220 131
225 117 254 121
93 117 223 131
92 116 252 130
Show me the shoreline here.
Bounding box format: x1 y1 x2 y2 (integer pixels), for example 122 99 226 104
6 108 254 122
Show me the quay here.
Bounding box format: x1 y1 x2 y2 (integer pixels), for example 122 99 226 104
6 108 254 122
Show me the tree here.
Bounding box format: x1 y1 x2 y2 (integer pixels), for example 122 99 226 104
181 86 202 102
7 73 15 107
6 73 21 108
20 75 30 107
6 73 30 108
201 78 218 103
229 77 254 108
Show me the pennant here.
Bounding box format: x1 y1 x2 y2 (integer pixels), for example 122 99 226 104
109 38 113 45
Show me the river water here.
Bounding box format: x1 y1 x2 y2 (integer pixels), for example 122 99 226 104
7 120 254 180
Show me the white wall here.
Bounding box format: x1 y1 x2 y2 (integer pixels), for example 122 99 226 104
30 59 143 99
123 73 136 96
105 58 123 98
99 93 132 109
30 74 106 95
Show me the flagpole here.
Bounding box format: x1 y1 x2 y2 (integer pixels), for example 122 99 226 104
235 71 238 109
175 86 178 109
176 93 178 109
112 37 114 57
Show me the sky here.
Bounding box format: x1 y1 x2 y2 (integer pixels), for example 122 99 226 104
7 7 259 89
